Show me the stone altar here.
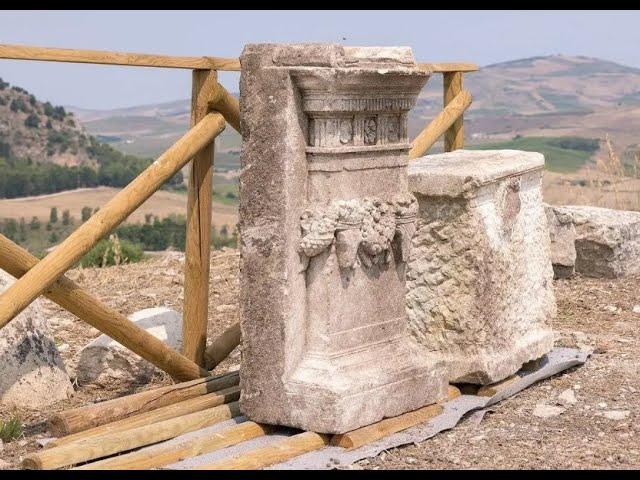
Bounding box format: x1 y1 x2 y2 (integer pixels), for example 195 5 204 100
406 150 556 385
238 44 447 434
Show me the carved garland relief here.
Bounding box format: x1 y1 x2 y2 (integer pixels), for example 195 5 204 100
300 194 418 270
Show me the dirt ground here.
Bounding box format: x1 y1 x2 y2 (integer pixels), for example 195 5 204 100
1 249 638 470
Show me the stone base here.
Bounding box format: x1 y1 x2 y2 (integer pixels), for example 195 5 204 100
445 329 555 384
241 337 447 434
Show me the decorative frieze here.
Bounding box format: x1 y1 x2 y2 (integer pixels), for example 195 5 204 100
299 194 418 270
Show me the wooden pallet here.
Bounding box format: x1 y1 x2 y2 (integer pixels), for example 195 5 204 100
22 374 507 470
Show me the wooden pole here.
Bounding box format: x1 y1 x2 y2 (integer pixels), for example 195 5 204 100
0 112 225 331
50 386 240 448
0 43 240 70
193 431 331 470
408 90 472 159
443 71 465 152
0 234 206 383
49 370 239 436
23 402 241 470
75 421 272 470
204 321 241 370
208 82 241 134
183 70 217 366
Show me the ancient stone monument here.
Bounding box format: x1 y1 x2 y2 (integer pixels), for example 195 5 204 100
238 44 447 433
406 150 556 385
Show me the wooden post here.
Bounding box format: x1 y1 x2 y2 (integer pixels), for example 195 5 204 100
0 234 206 383
0 112 225 331
183 70 216 366
443 71 465 152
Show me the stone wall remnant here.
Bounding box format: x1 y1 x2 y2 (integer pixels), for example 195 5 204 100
545 205 640 278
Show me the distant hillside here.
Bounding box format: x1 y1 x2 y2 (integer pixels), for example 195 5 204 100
68 97 241 170
0 77 93 166
66 55 640 170
0 77 182 198
418 54 640 118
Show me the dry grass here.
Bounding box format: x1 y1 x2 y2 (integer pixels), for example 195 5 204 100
543 134 640 212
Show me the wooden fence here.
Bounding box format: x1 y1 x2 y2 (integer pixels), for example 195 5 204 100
0 43 476 379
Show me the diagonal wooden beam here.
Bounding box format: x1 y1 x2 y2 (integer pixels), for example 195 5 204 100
0 112 225 330
0 234 207 382
208 81 241 134
409 89 472 159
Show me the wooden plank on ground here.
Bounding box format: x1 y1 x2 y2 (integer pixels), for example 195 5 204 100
75 421 272 470
331 385 461 450
50 386 240 448
23 402 241 470
193 431 331 470
477 375 520 397
49 370 239 436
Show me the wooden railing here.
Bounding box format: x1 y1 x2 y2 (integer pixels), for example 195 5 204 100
0 43 476 379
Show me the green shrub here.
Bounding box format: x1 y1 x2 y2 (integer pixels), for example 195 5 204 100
50 207 58 224
81 206 93 222
0 416 23 442
62 209 72 226
30 216 41 230
80 236 143 268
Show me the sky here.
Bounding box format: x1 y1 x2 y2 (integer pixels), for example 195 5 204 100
1 10 640 110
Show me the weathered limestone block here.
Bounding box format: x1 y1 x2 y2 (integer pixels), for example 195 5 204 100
239 43 447 434
544 204 577 278
560 205 640 278
407 150 556 385
0 270 73 408
75 307 181 386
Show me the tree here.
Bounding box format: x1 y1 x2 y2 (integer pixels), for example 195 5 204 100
62 209 71 226
18 217 27 242
3 219 18 241
24 114 40 128
49 207 58 224
48 231 59 244
144 213 153 225
30 216 41 230
81 206 92 222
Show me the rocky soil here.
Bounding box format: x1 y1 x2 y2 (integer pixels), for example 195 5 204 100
0 249 638 470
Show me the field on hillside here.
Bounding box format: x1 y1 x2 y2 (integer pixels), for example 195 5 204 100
467 136 600 172
0 186 238 231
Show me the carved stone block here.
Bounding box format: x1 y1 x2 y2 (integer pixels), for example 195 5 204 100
406 150 556 385
239 44 447 434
